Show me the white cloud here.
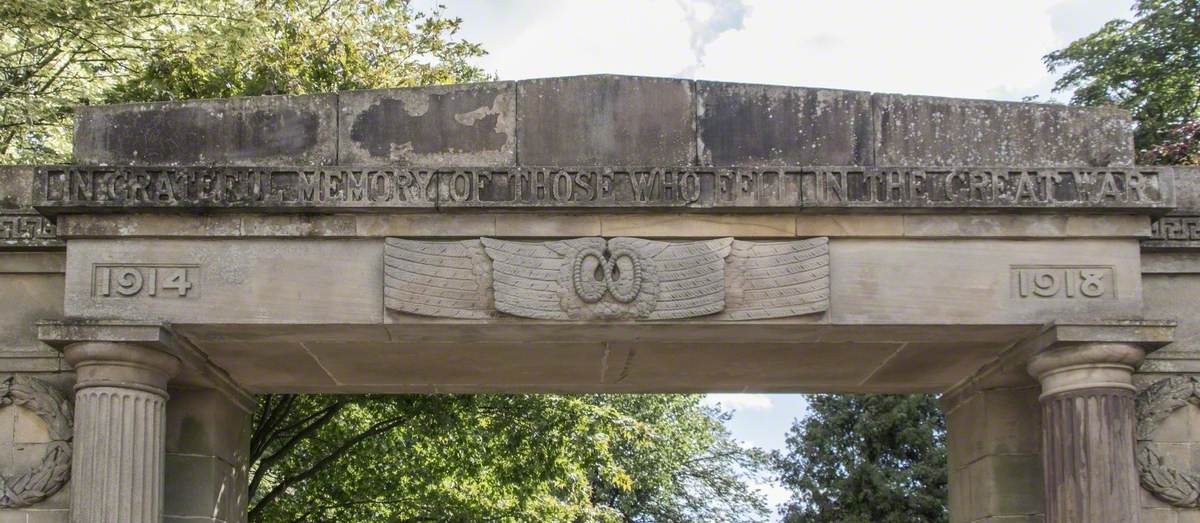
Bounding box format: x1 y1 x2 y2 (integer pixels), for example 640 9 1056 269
430 0 1133 101
703 393 775 411
676 0 750 76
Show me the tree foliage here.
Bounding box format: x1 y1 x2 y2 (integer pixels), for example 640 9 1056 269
0 0 183 162
775 394 947 523
1045 0 1200 163
105 0 489 102
249 394 768 522
0 0 488 163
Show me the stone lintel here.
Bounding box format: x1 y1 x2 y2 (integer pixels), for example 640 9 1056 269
38 320 254 414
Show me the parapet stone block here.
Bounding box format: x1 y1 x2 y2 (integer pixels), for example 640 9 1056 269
338 81 515 166
516 75 696 165
874 93 1134 167
74 94 337 166
697 81 873 166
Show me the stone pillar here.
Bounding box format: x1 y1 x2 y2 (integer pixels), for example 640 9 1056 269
943 383 1044 523
164 388 254 523
64 341 180 523
1028 342 1145 523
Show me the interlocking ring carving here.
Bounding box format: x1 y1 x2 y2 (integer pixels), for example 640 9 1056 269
573 247 609 303
0 375 73 508
572 247 643 304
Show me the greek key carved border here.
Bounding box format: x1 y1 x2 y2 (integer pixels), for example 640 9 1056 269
0 212 60 249
1145 216 1200 249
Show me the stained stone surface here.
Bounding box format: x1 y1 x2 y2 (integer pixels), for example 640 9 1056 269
516 75 696 165
74 94 337 165
874 93 1134 167
697 81 873 166
0 405 50 477
339 82 515 165
67 75 1138 170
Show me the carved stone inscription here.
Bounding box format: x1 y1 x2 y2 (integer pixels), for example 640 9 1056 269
94 264 198 298
37 167 437 209
36 166 1175 211
1011 266 1115 299
384 237 829 320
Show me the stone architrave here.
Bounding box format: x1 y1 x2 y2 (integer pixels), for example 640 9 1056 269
0 375 72 508
1135 375 1200 507
383 237 830 320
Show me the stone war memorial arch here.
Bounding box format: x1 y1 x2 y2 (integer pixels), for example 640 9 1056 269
0 74 1198 522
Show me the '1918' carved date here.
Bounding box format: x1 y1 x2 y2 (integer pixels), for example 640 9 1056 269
1011 266 1114 299
94 265 198 298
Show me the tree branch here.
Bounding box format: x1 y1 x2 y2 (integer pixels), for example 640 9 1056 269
248 397 347 500
249 413 411 521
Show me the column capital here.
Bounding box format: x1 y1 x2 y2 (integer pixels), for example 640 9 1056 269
1027 342 1144 398
1023 321 1174 399
37 319 255 413
64 341 179 397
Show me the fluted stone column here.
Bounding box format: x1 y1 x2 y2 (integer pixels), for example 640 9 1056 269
64 342 180 523
1028 342 1145 523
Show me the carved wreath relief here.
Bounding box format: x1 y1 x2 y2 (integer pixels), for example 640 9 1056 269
0 375 72 508
1136 376 1200 508
384 237 830 320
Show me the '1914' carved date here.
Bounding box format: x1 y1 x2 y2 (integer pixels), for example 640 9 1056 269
1011 266 1114 299
94 265 198 298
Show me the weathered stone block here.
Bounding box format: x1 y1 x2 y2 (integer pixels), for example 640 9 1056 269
0 166 33 210
697 82 872 166
164 454 236 520
971 454 1045 518
166 388 251 466
339 82 515 165
25 511 70 523
1144 508 1179 523
873 93 1134 166
1173 166 1200 211
74 94 337 165
0 167 59 250
0 267 64 353
516 75 695 165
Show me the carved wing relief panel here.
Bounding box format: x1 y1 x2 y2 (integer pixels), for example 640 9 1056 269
384 236 829 321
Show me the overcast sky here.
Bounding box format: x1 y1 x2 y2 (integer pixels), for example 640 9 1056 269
413 0 1135 514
